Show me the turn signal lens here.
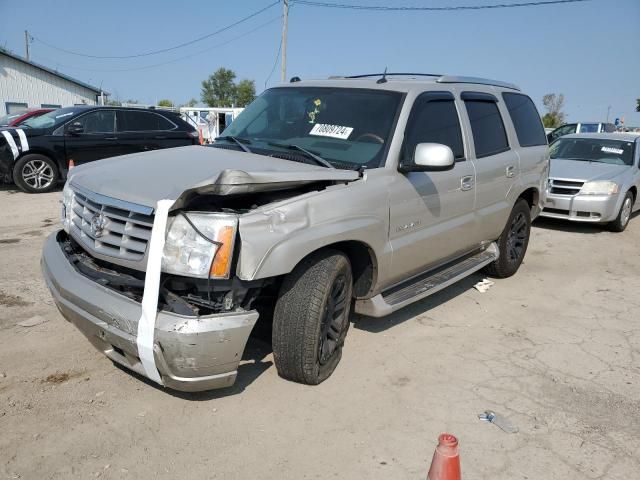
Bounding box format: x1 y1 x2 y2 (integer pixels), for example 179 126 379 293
210 226 235 278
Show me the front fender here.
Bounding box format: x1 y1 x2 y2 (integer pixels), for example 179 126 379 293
236 194 390 281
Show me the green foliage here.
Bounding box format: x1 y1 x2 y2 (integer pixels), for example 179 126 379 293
235 79 256 107
157 99 173 107
542 93 566 127
636 98 639 113
184 98 198 108
542 113 562 128
201 68 237 107
201 68 257 107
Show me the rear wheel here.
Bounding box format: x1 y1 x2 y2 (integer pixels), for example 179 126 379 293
13 154 59 193
483 198 531 278
272 250 353 385
608 191 634 232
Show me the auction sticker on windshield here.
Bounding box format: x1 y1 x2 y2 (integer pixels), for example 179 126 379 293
309 123 353 140
601 146 624 155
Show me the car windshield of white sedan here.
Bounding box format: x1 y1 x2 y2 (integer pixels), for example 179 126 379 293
20 107 77 129
220 87 403 168
550 138 635 166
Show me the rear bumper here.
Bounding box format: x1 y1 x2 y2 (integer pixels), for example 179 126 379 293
41 232 258 392
540 192 621 223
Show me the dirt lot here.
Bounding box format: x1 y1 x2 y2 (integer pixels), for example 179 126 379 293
1 186 639 480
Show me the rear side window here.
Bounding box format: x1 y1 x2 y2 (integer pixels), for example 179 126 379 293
403 93 465 161
463 97 509 158
117 111 175 132
502 93 547 147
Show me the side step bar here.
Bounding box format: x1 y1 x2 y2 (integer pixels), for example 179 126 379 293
354 243 499 317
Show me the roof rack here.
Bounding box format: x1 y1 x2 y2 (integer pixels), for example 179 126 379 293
330 73 521 91
340 73 443 79
436 75 520 91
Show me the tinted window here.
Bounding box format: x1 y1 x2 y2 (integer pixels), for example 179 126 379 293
74 110 115 133
578 123 599 133
464 99 509 158
403 95 465 161
117 111 175 132
502 93 546 146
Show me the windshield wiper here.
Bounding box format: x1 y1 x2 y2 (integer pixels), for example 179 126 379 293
267 142 334 169
215 136 252 153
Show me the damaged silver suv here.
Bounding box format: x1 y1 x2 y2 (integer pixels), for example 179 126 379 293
42 74 548 392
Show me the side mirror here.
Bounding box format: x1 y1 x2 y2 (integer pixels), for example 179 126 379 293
67 122 84 135
401 143 455 172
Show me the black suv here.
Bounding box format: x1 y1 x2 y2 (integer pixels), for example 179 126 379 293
0 106 199 193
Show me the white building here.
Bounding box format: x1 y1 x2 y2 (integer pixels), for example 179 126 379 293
0 48 108 115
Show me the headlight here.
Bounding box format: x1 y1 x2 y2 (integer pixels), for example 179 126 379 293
61 182 73 233
579 181 619 195
161 213 237 279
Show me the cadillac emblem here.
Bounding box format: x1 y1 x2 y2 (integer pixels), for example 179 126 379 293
90 213 107 238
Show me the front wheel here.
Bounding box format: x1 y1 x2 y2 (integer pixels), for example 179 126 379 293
272 250 353 385
607 191 634 232
483 198 531 278
13 154 59 193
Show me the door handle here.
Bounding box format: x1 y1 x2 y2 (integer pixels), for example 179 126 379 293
461 175 474 191
105 137 117 140
506 165 516 178
153 135 166 139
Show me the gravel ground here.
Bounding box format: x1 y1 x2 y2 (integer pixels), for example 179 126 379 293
1 186 639 480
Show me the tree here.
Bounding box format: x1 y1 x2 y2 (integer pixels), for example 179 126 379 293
157 99 173 107
201 68 237 107
234 79 256 107
184 98 198 108
636 98 639 113
541 93 566 128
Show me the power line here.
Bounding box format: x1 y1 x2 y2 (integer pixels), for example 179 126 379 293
264 33 283 89
31 1 280 59
32 16 282 73
292 0 591 11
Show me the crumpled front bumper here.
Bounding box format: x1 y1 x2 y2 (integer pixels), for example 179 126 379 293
41 231 258 392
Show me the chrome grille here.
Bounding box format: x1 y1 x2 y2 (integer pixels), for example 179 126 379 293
549 178 584 196
69 189 154 262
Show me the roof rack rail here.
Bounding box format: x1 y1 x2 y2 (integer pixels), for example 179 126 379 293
341 73 444 79
437 75 520 91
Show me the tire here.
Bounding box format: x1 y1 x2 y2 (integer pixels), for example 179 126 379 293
483 198 532 279
272 250 353 385
607 191 634 233
13 154 59 193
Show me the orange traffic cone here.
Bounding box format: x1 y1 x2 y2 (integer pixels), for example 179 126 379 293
427 433 461 480
198 127 204 145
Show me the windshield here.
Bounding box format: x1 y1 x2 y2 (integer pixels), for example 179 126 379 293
220 87 403 168
0 112 26 126
21 107 77 129
550 137 635 166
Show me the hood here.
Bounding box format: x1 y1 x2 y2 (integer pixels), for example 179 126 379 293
549 158 630 182
0 126 46 137
69 145 360 209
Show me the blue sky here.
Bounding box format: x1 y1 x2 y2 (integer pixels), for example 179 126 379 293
1 0 638 125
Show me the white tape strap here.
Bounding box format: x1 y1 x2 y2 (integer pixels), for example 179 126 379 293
1 131 19 159
136 199 175 386
15 129 29 153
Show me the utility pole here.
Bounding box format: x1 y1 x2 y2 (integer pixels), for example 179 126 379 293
24 30 30 61
280 0 289 83
606 105 611 123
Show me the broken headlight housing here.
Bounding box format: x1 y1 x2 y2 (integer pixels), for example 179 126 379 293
61 182 73 233
161 213 237 279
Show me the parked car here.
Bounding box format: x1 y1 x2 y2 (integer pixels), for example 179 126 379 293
0 108 54 127
0 106 199 193
547 122 616 143
541 133 640 231
42 74 548 392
